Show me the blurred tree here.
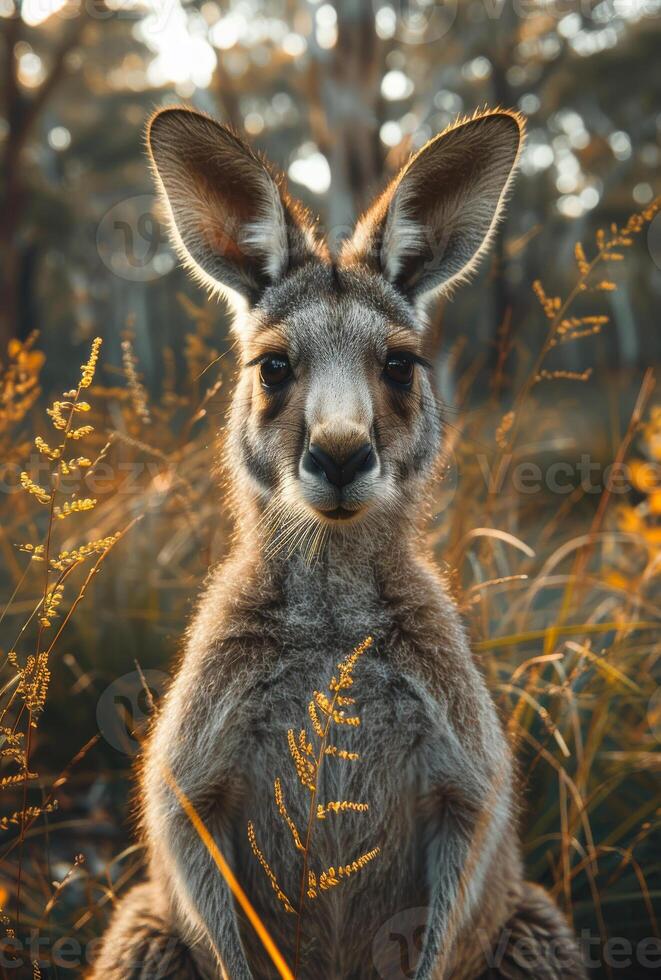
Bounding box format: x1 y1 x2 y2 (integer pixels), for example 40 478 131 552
0 0 161 354
0 0 659 374
1 2 86 346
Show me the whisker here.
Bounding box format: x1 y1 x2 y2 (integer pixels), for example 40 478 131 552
282 514 316 562
264 508 310 561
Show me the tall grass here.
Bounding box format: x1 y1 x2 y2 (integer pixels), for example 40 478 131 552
0 203 659 977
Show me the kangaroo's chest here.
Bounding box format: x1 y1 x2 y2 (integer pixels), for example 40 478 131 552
232 645 437 978
242 641 437 803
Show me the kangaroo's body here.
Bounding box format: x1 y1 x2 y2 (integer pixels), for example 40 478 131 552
92 108 586 979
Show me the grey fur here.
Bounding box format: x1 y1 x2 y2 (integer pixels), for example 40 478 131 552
91 108 586 980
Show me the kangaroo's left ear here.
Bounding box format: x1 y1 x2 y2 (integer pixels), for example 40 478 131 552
147 106 325 316
340 110 524 310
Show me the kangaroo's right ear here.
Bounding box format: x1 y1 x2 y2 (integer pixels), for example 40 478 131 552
340 110 524 314
147 107 324 313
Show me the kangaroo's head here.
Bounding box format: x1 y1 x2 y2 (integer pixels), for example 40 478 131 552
148 107 523 555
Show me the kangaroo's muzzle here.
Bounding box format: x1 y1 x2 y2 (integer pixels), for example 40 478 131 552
304 442 374 488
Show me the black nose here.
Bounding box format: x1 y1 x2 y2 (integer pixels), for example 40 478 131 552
305 443 374 488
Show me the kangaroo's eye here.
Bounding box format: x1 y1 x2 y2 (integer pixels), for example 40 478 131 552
384 353 414 388
260 354 292 389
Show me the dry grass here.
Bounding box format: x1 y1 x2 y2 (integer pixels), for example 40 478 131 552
0 204 659 977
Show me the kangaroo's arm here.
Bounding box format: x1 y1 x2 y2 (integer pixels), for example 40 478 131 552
411 684 514 980
143 658 256 979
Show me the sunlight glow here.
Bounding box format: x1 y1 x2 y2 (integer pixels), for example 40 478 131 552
571 26 620 55
21 0 67 26
380 120 402 147
381 69 414 101
288 145 331 194
48 125 71 150
609 130 632 160
315 6 337 48
633 182 654 204
375 5 397 39
244 111 265 135
519 93 541 115
209 11 247 50
463 56 492 81
17 50 45 88
557 194 584 218
558 13 581 38
139 1 217 89
282 32 306 56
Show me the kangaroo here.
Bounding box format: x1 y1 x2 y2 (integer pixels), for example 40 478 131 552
91 107 587 979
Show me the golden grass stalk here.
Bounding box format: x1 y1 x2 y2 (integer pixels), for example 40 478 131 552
245 636 377 979
0 337 148 932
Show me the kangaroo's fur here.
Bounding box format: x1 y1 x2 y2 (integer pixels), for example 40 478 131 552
91 107 587 979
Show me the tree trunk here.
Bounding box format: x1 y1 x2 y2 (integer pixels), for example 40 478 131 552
310 0 385 237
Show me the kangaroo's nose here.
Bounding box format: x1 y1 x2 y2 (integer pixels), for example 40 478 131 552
305 443 374 488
